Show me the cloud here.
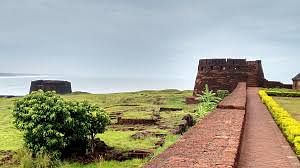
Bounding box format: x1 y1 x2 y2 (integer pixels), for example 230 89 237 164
0 0 299 84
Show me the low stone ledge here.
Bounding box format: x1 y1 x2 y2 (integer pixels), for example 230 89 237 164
116 117 158 125
217 82 247 110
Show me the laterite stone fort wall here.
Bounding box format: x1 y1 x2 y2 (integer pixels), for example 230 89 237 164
192 58 292 96
193 58 264 96
145 83 247 168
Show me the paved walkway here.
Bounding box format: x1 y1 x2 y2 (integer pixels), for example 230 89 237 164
237 87 300 168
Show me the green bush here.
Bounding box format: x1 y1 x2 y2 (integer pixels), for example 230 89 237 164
13 90 110 159
266 90 300 97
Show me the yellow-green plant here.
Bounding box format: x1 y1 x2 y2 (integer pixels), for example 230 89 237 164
259 90 300 155
197 85 222 118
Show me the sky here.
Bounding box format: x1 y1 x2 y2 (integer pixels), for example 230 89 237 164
0 0 299 84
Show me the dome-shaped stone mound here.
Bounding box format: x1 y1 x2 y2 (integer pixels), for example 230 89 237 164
30 80 72 94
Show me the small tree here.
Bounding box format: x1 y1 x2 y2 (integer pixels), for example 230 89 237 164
13 90 110 158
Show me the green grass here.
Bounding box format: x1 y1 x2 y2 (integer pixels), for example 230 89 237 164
273 97 300 121
0 98 23 150
98 130 160 151
152 134 179 157
121 111 154 119
0 89 197 167
60 159 146 168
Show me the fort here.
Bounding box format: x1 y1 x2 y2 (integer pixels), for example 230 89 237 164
30 80 72 94
192 58 291 96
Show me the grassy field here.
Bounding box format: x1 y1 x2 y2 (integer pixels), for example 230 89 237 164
273 97 300 121
0 89 198 168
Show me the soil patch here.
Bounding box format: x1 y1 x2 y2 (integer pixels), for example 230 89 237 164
117 117 158 125
65 139 153 164
159 107 182 112
0 150 16 166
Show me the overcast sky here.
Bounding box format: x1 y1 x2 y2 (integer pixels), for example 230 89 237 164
0 0 299 83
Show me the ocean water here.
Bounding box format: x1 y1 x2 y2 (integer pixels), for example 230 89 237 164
0 76 193 96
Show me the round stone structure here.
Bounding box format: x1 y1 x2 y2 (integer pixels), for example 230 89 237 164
30 80 72 94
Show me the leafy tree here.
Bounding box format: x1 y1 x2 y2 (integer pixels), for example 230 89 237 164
13 90 110 158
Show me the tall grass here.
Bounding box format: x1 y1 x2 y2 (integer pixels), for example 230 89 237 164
14 148 58 168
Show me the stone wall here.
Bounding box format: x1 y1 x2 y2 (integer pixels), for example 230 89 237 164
30 80 72 94
293 81 300 90
145 83 247 168
193 58 291 96
116 117 158 125
193 59 264 96
217 82 247 110
264 80 292 89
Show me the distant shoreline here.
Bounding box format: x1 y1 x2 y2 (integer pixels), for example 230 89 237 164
0 95 21 98
0 73 44 77
0 89 191 98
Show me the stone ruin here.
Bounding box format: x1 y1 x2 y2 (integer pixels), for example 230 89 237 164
30 80 72 94
193 59 265 96
187 58 292 103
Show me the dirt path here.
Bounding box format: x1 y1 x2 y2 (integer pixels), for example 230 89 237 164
237 87 300 168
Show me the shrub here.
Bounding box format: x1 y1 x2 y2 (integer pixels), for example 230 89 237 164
259 90 300 155
266 90 300 97
197 102 216 118
216 90 229 99
13 90 110 159
196 85 222 117
200 84 222 104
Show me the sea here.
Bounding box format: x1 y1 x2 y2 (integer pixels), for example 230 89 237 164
0 75 193 96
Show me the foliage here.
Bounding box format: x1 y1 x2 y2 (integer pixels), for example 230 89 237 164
97 130 160 151
259 90 300 155
200 85 222 104
197 102 216 118
0 89 195 167
60 159 146 168
266 90 300 97
12 90 110 158
216 90 229 99
196 85 222 117
14 148 58 168
152 134 179 157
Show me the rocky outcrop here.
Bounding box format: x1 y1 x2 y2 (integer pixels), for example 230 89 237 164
172 114 195 134
30 80 72 94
